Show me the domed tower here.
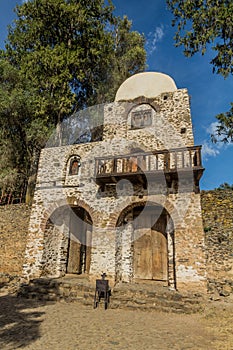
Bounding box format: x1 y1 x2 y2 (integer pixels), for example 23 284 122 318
23 72 206 293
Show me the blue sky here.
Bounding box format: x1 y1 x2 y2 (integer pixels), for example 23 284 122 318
0 0 233 190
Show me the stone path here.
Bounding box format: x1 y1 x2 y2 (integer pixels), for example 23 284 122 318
0 295 232 350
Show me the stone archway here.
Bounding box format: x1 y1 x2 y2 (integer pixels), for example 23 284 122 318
41 205 93 278
116 202 175 287
66 206 92 275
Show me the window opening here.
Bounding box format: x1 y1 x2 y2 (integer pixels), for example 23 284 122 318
131 109 152 129
69 156 81 175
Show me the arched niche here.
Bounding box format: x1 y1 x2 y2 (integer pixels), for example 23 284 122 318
127 104 158 130
41 205 93 277
115 202 175 288
68 155 81 176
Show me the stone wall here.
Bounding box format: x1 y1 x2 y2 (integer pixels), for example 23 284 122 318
0 204 31 277
0 83 231 296
20 92 207 293
0 191 232 296
201 190 233 296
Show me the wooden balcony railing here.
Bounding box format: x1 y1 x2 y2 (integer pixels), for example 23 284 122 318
95 146 204 190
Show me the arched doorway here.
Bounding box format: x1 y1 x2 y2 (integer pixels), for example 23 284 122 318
66 206 92 275
41 205 93 277
116 203 175 286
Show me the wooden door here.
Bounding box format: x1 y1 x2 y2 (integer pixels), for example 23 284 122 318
66 238 82 274
66 207 92 274
85 223 92 274
133 210 168 281
66 219 86 274
151 229 168 280
151 214 168 281
133 214 152 279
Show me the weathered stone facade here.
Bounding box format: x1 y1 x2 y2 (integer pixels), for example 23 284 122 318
0 204 31 276
2 190 232 296
21 72 207 293
201 190 233 296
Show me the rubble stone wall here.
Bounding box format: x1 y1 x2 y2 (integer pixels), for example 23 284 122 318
2 88 232 296
201 190 233 296
0 190 232 296
19 90 208 293
0 204 31 277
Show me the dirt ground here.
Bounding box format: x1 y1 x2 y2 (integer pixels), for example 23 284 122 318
0 295 233 350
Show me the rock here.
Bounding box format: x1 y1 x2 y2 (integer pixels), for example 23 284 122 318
219 285 232 297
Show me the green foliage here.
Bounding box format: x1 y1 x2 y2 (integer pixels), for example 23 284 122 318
215 182 233 190
212 103 233 143
91 15 146 105
0 0 146 202
0 59 52 199
167 0 233 143
5 0 146 111
166 0 233 77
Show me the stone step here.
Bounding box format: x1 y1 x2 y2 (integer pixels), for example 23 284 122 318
18 277 203 314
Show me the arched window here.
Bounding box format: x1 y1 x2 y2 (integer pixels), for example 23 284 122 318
69 156 81 176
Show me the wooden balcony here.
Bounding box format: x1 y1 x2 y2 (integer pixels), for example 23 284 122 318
95 146 204 192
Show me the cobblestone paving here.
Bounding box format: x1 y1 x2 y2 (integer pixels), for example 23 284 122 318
0 295 232 350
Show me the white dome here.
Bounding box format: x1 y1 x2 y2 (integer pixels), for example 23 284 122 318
115 72 177 101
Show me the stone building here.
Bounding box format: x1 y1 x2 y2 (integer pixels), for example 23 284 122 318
22 72 206 293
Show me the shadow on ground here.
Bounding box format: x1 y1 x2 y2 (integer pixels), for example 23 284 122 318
0 294 48 349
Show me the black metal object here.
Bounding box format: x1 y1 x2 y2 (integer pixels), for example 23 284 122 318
94 273 111 310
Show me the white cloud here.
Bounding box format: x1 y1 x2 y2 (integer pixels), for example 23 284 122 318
202 142 220 160
201 121 233 160
206 121 218 135
202 122 221 160
146 26 164 55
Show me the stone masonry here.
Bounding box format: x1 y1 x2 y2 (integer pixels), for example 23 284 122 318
21 72 207 293
1 190 232 296
201 189 233 296
0 204 31 276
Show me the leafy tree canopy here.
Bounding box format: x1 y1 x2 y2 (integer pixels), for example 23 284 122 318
167 0 233 142
0 59 51 201
167 0 233 77
0 0 146 203
4 0 146 114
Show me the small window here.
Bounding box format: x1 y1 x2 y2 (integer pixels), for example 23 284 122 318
181 127 186 134
131 109 152 129
69 156 81 176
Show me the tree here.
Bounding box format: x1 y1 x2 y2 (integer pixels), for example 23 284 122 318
211 103 233 143
4 0 146 117
166 0 233 142
95 15 147 104
0 59 52 203
215 182 233 190
0 0 146 203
